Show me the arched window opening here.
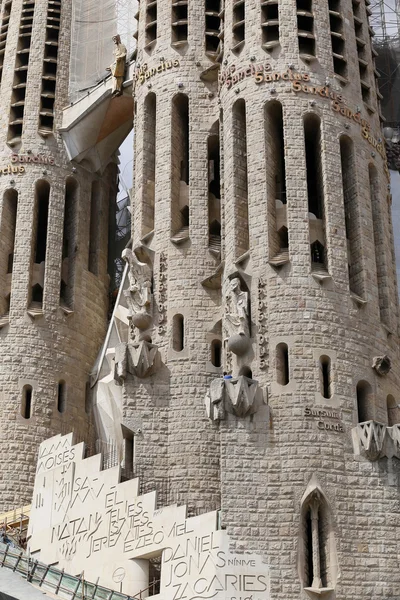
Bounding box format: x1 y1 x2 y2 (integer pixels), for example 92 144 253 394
122 427 135 480
297 0 315 58
233 99 249 258
328 0 347 77
319 355 331 399
57 380 66 413
60 178 78 308
0 189 18 315
352 0 371 105
145 0 157 51
172 314 184 352
142 93 156 237
369 164 389 324
387 394 399 427
205 0 222 59
31 283 43 303
261 0 280 52
232 0 245 52
88 180 101 275
340 136 364 298
304 115 326 270
208 131 221 257
276 343 289 385
211 339 222 367
172 0 188 47
38 0 61 134
266 101 288 260
30 180 50 307
21 385 32 419
300 488 336 592
356 380 374 423
171 94 190 241
239 366 252 378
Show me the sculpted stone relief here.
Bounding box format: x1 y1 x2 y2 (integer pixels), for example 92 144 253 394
205 376 265 421
28 434 271 599
225 277 251 356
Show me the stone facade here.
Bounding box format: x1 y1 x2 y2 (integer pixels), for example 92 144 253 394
0 0 114 511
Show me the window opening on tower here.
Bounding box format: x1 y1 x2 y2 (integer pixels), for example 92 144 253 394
261 0 280 53
88 181 101 275
0 0 13 85
172 314 185 352
7 0 36 146
319 355 332 399
171 94 190 243
352 0 372 108
232 0 245 53
39 0 61 136
205 0 222 60
369 163 389 325
57 381 66 413
172 0 188 48
356 380 374 422
30 180 50 308
296 0 316 60
21 385 32 419
232 99 249 259
145 0 157 52
340 135 364 299
208 130 221 258
142 93 156 238
0 189 18 316
328 0 347 79
266 101 288 263
276 343 289 385
304 114 327 271
211 340 222 367
60 178 78 310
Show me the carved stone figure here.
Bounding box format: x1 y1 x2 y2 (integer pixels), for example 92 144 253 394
106 35 127 96
114 340 160 381
122 248 153 333
225 277 250 355
372 355 391 376
205 375 264 420
205 378 226 421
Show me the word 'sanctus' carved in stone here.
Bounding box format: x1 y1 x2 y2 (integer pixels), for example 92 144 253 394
372 355 391 376
205 375 264 420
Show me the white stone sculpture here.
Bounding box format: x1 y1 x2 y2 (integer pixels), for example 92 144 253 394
225 277 250 355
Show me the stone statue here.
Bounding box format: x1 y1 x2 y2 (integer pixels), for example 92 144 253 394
122 248 153 332
225 277 250 355
106 35 127 96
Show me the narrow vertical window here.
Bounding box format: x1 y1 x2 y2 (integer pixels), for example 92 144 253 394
39 0 61 135
0 0 13 85
88 180 101 275
297 0 315 60
173 314 184 351
208 129 221 257
261 0 280 52
205 0 222 60
276 343 289 385
60 178 78 309
352 0 371 106
57 380 66 413
172 0 188 48
0 189 18 315
171 94 189 243
266 101 288 263
356 380 373 423
122 428 135 479
142 93 156 237
319 355 331 399
8 0 35 145
232 99 249 259
304 115 327 271
328 0 347 78
387 395 398 427
369 164 389 324
211 340 222 367
145 0 157 51
21 385 32 419
30 180 50 307
232 0 245 53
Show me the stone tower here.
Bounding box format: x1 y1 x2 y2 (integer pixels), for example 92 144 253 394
0 0 114 511
91 0 400 597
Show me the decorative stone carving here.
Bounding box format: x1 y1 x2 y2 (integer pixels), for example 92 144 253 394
106 35 127 96
258 277 268 370
225 277 250 356
122 248 153 334
353 420 386 460
205 375 264 420
372 355 391 376
114 340 160 381
157 252 167 336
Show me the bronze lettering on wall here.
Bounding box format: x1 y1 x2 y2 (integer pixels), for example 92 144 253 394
135 59 180 85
